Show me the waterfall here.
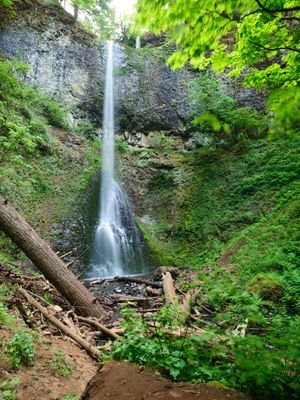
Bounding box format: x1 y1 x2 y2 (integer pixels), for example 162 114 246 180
135 36 141 49
86 41 146 279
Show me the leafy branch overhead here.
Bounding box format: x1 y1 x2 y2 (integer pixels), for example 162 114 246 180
134 0 300 135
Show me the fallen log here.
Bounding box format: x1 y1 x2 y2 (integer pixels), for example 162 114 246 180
145 286 162 296
162 272 200 322
77 316 120 340
181 288 200 315
115 276 163 289
18 287 100 359
0 195 106 319
111 294 148 303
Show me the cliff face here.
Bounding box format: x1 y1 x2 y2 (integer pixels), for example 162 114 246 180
0 1 262 131
0 1 105 123
114 44 193 134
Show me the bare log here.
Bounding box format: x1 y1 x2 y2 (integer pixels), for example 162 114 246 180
0 195 106 319
115 276 163 289
181 288 200 315
77 316 120 340
19 287 100 359
145 286 162 296
111 294 148 303
162 272 177 304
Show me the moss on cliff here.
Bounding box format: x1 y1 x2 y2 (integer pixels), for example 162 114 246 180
0 58 101 262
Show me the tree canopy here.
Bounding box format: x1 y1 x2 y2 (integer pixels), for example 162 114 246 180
134 0 300 135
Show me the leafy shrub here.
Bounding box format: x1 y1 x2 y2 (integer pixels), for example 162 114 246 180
7 331 35 368
43 348 73 378
246 273 285 302
39 96 66 128
0 301 16 330
74 120 98 139
62 395 80 400
0 377 19 400
115 139 129 153
148 171 174 192
110 305 300 399
188 73 267 144
0 118 37 163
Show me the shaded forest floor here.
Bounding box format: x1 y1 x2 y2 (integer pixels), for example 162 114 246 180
0 265 249 400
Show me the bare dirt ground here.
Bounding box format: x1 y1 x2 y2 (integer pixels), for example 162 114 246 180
0 265 250 400
0 326 97 400
82 361 249 400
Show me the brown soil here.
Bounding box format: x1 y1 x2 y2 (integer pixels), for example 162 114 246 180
218 239 246 266
0 326 97 400
82 361 249 400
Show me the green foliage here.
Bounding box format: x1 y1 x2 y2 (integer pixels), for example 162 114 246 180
148 171 174 193
43 349 73 378
0 58 68 164
115 139 128 153
246 273 286 302
42 293 54 306
0 377 19 400
0 0 15 17
39 96 67 129
74 120 98 139
0 300 16 331
111 304 300 399
0 285 17 331
7 331 35 369
188 73 267 143
134 0 300 134
61 395 80 400
70 0 116 38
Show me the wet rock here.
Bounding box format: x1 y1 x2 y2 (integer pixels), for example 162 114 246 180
0 3 104 124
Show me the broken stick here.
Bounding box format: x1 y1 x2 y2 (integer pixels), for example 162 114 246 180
162 272 177 304
18 287 100 359
77 316 120 340
115 276 163 289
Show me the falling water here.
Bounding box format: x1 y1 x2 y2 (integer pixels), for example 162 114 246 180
135 36 141 49
86 41 146 278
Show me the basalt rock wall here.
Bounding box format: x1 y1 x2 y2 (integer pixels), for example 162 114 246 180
0 0 104 124
0 0 262 131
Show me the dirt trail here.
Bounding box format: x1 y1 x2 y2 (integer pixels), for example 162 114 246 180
82 361 249 400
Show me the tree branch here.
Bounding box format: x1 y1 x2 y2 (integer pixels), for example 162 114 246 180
248 39 300 53
253 0 300 13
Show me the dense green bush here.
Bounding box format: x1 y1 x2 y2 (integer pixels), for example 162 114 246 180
0 58 67 164
74 120 98 139
188 73 267 145
7 331 35 368
111 305 300 399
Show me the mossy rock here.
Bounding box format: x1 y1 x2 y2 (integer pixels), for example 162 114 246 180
246 273 285 302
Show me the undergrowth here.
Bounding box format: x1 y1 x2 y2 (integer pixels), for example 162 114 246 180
110 303 300 399
124 133 299 399
0 57 101 261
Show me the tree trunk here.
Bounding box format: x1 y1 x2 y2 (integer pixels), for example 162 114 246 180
0 195 106 319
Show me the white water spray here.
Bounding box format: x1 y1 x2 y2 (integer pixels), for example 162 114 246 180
135 36 141 49
87 41 146 278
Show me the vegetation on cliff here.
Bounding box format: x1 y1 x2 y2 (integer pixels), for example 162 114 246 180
115 70 299 398
0 1 299 399
0 57 101 261
134 0 300 135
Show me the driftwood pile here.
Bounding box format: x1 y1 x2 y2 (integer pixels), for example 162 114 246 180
0 264 209 360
